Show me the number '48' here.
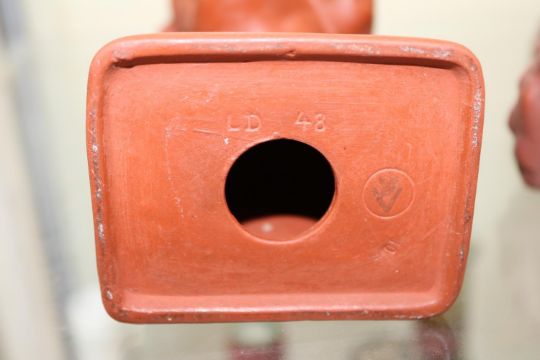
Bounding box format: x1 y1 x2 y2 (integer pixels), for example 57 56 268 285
295 112 326 132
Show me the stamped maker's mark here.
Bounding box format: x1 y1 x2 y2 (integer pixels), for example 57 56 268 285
372 175 403 212
363 169 415 218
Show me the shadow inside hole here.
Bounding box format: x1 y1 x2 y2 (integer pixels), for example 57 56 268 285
225 139 335 240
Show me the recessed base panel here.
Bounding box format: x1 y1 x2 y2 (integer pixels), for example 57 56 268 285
87 33 484 322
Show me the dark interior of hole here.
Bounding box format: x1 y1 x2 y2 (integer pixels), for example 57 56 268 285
225 139 335 223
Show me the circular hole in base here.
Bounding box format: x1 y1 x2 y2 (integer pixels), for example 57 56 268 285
225 139 335 241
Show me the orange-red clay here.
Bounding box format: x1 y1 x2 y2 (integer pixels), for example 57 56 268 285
87 33 485 323
164 0 373 34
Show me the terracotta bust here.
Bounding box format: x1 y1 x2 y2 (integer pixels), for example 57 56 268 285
164 0 373 33
510 33 540 188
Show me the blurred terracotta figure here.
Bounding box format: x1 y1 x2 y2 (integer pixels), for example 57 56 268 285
164 0 373 34
510 33 540 188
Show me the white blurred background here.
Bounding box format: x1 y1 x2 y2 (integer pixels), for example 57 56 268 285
0 1 539 359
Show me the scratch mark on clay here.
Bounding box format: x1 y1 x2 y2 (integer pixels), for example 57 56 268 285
420 221 445 242
283 49 297 58
163 124 186 220
433 49 453 59
399 45 452 59
471 89 483 148
105 289 113 300
97 223 105 241
459 245 465 263
192 128 252 142
349 44 381 55
89 107 106 243
331 43 381 55
400 45 425 55
164 126 187 138
192 128 219 135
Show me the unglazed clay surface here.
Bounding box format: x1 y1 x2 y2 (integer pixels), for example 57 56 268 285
87 33 484 323
510 35 540 188
164 0 373 33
